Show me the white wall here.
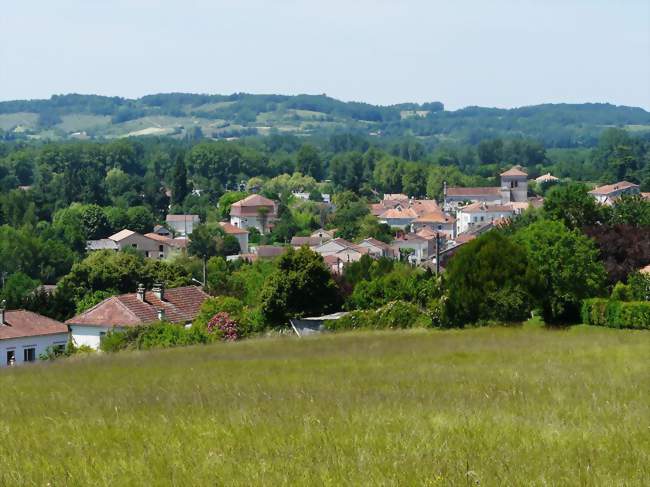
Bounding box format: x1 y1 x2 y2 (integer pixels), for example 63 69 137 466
0 333 69 368
70 325 118 350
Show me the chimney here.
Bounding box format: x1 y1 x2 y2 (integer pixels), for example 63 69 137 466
157 308 165 321
0 300 6 325
136 283 145 302
152 283 164 301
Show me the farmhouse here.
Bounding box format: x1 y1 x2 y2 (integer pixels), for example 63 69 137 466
0 305 69 367
589 181 640 205
230 194 278 234
165 214 200 236
66 285 208 350
87 229 177 259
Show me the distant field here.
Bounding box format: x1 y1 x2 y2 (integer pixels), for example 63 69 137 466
0 326 648 485
0 112 38 130
56 114 111 132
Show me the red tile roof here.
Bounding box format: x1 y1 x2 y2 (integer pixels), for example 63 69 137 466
446 187 501 197
166 214 199 222
230 195 277 217
291 236 321 247
458 202 515 213
0 310 68 340
500 166 528 177
255 246 287 258
219 222 249 235
589 181 640 196
66 286 209 328
379 207 418 219
414 211 455 224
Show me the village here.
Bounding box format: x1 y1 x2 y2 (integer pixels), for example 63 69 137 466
1 166 647 367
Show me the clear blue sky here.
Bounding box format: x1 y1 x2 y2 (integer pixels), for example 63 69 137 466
1 0 649 109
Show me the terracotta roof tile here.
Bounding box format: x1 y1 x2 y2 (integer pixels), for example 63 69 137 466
446 187 501 197
589 181 640 195
500 166 528 177
0 311 68 340
219 222 249 235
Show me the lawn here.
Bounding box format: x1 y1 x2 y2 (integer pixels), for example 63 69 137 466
1 326 648 486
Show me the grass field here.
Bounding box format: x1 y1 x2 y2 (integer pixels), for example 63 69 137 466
1 326 648 486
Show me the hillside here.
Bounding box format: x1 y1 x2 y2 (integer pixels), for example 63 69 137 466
1 327 648 485
1 93 649 147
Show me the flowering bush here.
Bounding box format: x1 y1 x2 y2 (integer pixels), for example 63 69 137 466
207 312 240 341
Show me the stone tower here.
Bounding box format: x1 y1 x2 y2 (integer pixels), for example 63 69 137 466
500 166 528 203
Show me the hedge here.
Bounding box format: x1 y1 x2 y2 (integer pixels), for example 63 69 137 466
325 301 432 331
581 299 650 330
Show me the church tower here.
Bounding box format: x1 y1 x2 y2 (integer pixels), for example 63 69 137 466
500 166 528 203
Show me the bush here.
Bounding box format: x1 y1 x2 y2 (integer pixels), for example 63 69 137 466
100 322 210 352
325 301 430 331
581 298 650 329
628 272 650 301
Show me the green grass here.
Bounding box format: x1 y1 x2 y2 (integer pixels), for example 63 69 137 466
1 326 648 485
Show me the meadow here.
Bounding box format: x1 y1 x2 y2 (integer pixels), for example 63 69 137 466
1 325 648 486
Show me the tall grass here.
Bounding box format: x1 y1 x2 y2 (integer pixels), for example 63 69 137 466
1 326 648 485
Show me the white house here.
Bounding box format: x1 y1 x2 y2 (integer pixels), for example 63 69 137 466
412 211 456 239
456 202 515 234
165 214 200 236
66 285 209 350
87 229 176 260
358 238 394 258
378 207 419 228
0 306 69 367
219 222 249 254
391 234 433 264
589 181 640 205
230 194 278 234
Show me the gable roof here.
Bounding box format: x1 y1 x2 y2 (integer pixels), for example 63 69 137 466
291 236 321 247
255 245 287 258
360 237 391 250
109 229 136 242
446 186 501 197
143 233 173 243
414 211 455 224
589 181 640 196
416 227 438 239
0 310 68 340
219 222 249 235
232 194 275 207
500 166 528 177
66 286 209 328
458 202 515 213
379 207 418 219
535 173 559 183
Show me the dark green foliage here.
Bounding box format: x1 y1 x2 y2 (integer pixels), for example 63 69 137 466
100 322 210 352
171 154 189 205
0 272 39 308
516 220 606 323
581 298 650 329
445 232 536 326
325 301 431 331
543 182 603 229
259 247 342 326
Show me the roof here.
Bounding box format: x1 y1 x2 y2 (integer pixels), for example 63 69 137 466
383 193 408 201
589 181 640 196
535 173 559 183
500 166 528 177
231 194 275 207
0 310 68 340
109 229 136 242
379 208 418 220
153 224 169 233
255 245 287 258
393 233 427 243
410 199 441 216
416 227 438 239
144 233 173 243
291 236 321 247
458 202 515 213
166 214 199 222
414 211 455 224
66 286 209 328
446 186 501 197
230 195 277 217
361 238 391 250
219 222 249 235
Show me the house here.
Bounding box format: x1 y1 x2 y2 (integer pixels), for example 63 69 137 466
290 236 322 249
87 229 175 260
66 285 209 350
143 232 187 257
310 228 336 242
229 194 278 234
0 305 69 367
391 234 433 264
456 202 515 234
152 225 172 237
444 165 529 210
535 173 559 184
358 238 394 258
86 229 177 259
314 238 368 264
289 312 348 337
412 211 456 239
589 181 640 205
165 214 200 236
219 222 249 254
378 207 419 228
323 254 345 274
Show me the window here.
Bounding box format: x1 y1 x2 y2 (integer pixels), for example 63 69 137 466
145 251 150 258
6 350 15 366
132 244 137 248
159 245 164 252
23 348 36 362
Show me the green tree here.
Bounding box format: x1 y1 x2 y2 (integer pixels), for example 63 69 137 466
609 194 650 226
515 220 606 323
445 232 537 326
296 144 323 180
171 154 189 206
543 182 603 229
259 247 341 326
218 191 248 220
1 272 39 308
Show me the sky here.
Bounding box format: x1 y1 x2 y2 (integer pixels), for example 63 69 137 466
1 0 649 110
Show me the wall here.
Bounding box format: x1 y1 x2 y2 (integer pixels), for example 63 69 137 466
117 234 168 260
457 209 513 234
0 333 69 368
69 325 115 350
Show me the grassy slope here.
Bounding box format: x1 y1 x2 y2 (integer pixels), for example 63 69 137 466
1 326 648 486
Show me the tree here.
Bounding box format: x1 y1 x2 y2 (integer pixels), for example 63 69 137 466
188 224 219 285
218 191 248 220
259 247 341 326
296 144 323 180
543 182 603 229
126 206 155 234
516 220 606 323
171 154 189 206
609 194 650 226
0 272 39 308
444 232 537 326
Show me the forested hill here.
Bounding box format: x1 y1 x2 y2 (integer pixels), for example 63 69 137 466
1 93 649 147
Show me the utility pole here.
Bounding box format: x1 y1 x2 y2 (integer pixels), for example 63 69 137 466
435 232 441 275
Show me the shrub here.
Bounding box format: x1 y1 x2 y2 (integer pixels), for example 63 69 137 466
325 310 375 331
581 298 650 329
100 322 210 352
326 301 430 331
207 312 240 341
628 272 650 301
611 282 632 302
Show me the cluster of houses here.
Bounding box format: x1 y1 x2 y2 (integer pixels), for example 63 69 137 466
0 285 209 367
